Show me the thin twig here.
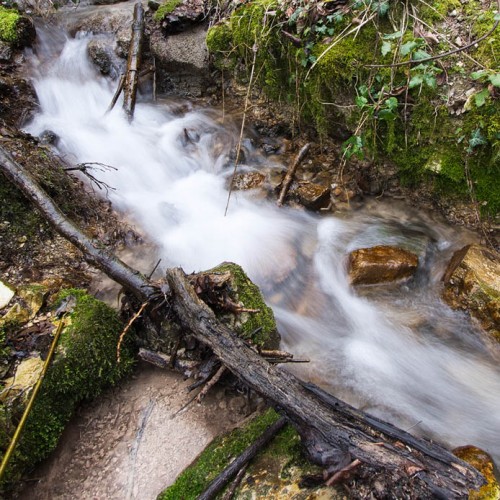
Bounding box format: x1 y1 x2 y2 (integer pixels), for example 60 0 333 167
107 74 125 113
196 365 226 403
277 143 311 206
117 301 148 362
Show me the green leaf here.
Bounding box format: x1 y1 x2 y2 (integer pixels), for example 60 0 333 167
358 84 369 97
384 97 398 111
474 88 489 107
471 70 488 80
423 74 437 88
488 73 500 87
381 40 392 56
409 74 424 88
412 50 431 60
468 128 488 152
400 40 418 56
377 1 390 16
383 31 402 40
494 13 500 21
378 109 397 121
355 96 368 108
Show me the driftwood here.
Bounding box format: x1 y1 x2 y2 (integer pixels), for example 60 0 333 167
277 143 311 206
198 416 287 500
0 148 485 497
122 3 144 121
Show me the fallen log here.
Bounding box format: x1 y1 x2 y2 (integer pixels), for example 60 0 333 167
122 2 145 121
0 149 485 496
0 146 156 302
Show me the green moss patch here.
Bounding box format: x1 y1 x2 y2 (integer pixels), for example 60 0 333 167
153 0 183 21
0 6 19 44
0 289 134 490
158 408 282 500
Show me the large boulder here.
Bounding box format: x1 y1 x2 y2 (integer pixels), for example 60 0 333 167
348 245 419 286
149 24 209 96
442 244 500 340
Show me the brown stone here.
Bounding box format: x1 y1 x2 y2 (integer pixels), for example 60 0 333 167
348 245 419 285
442 244 500 340
231 171 266 191
293 182 330 210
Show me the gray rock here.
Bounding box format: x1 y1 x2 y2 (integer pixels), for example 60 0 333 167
0 41 13 62
150 24 210 97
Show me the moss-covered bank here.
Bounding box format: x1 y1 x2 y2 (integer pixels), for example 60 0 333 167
0 289 134 490
206 0 500 214
0 6 19 43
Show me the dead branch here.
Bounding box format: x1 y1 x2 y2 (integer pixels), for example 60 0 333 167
122 3 145 121
138 348 198 376
198 416 287 500
107 74 125 113
277 143 311 206
64 162 117 193
0 145 157 303
196 365 226 403
117 301 148 362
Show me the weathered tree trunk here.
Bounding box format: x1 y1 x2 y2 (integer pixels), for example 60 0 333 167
0 149 485 497
122 3 144 121
0 146 156 302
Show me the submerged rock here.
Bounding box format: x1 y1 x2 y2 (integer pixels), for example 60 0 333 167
348 245 419 285
453 446 500 500
442 244 500 340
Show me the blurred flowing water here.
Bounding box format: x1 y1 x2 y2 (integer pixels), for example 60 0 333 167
25 28 500 463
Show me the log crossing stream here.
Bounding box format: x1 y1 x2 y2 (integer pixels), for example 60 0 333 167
23 8 500 482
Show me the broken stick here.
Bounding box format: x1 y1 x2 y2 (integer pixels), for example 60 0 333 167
277 143 310 206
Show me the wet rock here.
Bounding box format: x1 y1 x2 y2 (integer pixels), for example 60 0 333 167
155 0 205 33
150 24 209 96
231 171 265 191
293 182 330 211
442 245 500 340
348 245 419 285
0 280 14 309
13 16 36 49
87 38 122 77
453 446 500 500
39 129 59 145
0 355 43 403
18 285 47 318
0 40 12 61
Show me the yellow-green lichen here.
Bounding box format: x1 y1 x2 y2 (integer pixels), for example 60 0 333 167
0 6 19 44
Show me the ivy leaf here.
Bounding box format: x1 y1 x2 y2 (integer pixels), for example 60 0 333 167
383 31 402 40
376 1 390 16
409 74 424 88
467 128 487 153
424 74 437 88
400 40 418 56
355 96 368 108
384 97 398 111
474 88 490 107
412 49 431 60
378 109 397 121
495 13 500 21
381 40 392 56
488 73 500 87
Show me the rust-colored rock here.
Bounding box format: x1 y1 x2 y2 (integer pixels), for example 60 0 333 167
293 182 330 210
348 245 419 285
442 244 500 340
453 445 500 500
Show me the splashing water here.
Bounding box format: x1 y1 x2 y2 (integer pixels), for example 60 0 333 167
26 30 500 462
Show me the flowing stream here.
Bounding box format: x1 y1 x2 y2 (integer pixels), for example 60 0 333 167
24 22 500 465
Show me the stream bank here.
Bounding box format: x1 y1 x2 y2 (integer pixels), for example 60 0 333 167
2 0 500 496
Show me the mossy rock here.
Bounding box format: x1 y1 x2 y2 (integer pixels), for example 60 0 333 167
0 289 134 491
0 7 35 47
153 0 183 21
193 262 280 349
159 408 334 500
